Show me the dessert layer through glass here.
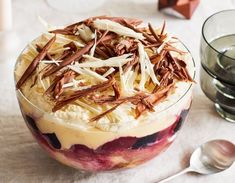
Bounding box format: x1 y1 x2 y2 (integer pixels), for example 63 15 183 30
18 87 192 171
15 16 195 171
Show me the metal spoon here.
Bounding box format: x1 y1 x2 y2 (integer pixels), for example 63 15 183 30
157 139 235 183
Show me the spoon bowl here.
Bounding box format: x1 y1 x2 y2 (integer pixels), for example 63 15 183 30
157 139 235 183
190 140 235 175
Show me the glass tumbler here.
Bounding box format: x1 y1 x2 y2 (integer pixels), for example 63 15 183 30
200 10 235 122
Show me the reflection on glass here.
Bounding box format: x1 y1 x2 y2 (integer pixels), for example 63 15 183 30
200 10 235 122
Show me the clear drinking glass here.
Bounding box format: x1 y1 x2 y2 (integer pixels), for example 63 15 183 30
200 10 235 122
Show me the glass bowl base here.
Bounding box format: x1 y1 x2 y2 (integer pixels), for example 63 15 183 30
215 103 235 123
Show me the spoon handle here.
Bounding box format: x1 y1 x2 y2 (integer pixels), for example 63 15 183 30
156 166 194 183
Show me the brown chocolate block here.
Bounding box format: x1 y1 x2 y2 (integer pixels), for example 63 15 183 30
158 0 200 19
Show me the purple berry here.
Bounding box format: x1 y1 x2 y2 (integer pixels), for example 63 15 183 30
44 133 61 149
174 109 189 133
24 115 39 132
132 133 157 149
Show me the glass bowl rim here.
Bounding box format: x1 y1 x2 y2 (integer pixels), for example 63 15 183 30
14 36 196 120
202 9 235 61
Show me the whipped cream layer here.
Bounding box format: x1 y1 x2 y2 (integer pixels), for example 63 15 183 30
15 17 195 149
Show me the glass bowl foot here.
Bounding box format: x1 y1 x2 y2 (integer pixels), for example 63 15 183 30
215 103 235 123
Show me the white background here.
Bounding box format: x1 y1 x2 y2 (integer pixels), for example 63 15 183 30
0 0 235 182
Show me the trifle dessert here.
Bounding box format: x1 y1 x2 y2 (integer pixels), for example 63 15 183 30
15 16 195 172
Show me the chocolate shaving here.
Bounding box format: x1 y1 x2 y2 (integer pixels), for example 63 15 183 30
36 44 54 60
44 68 75 96
123 54 139 73
160 71 171 86
56 50 72 60
16 35 56 89
86 16 143 27
35 44 41 52
148 23 161 43
64 42 78 52
166 52 194 82
145 43 161 48
181 67 194 82
114 38 135 55
167 52 181 71
30 75 38 88
53 70 76 99
45 74 64 97
91 95 116 104
39 64 54 76
107 17 143 27
151 50 167 65
124 20 157 44
53 77 115 112
90 101 125 122
49 29 74 35
46 53 54 60
140 98 155 112
176 58 187 68
95 67 109 75
92 92 148 105
160 20 166 36
95 47 110 59
135 83 174 118
100 42 116 57
42 31 115 78
165 44 187 55
112 82 121 99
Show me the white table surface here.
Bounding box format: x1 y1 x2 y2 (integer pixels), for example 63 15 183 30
1 0 235 182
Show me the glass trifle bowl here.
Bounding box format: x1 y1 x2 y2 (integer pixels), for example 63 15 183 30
14 16 195 172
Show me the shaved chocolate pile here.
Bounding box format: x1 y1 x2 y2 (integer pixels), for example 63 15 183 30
16 16 194 121
16 35 56 89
